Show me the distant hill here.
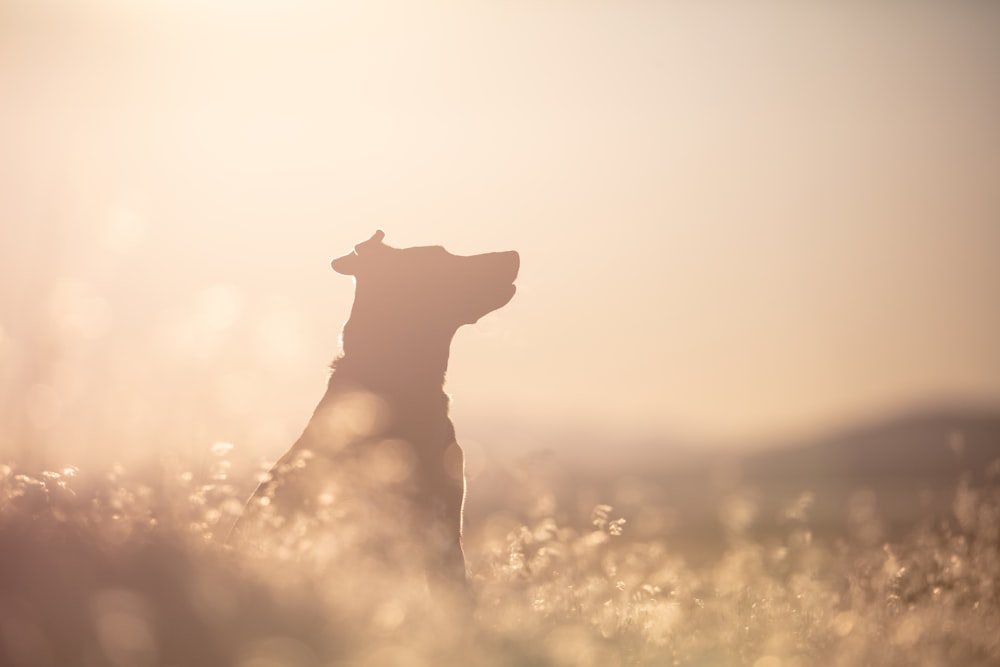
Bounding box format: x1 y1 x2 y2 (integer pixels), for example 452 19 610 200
466 407 1000 557
742 407 1000 482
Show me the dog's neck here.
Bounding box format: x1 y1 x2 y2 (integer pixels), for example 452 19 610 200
331 314 457 404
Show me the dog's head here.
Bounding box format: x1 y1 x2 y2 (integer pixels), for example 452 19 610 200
332 230 519 329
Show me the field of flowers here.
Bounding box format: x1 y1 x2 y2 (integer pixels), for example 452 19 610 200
1 447 997 667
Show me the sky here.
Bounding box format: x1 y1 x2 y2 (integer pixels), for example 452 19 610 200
1 1 999 465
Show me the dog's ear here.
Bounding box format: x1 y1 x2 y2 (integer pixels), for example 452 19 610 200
331 230 387 275
357 230 385 250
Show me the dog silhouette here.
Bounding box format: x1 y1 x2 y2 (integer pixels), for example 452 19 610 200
231 231 519 588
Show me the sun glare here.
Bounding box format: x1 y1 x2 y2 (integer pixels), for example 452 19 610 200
1 2 998 664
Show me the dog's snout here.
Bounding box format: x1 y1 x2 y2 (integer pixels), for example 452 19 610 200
493 251 519 283
504 251 520 281
470 251 520 284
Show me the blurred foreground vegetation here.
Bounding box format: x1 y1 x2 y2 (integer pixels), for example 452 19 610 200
1 448 998 667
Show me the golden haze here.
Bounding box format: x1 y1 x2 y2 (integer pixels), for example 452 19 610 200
1 1 999 465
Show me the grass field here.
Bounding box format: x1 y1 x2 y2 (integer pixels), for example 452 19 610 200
1 449 998 667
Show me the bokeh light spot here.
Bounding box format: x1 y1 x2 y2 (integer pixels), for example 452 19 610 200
25 383 61 430
90 589 158 667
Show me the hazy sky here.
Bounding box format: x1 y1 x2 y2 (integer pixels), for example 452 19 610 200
1 1 998 462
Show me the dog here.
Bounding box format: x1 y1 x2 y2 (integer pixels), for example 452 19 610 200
231 231 519 589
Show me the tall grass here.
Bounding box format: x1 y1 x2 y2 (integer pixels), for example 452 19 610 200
1 451 997 666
